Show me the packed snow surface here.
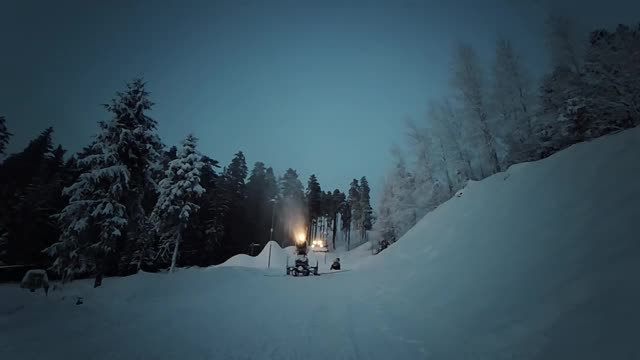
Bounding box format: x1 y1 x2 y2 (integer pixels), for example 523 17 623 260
2 128 640 359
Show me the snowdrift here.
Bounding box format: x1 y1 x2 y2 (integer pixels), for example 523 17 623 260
218 241 339 271
218 241 295 269
361 128 640 359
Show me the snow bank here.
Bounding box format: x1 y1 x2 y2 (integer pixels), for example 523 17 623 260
361 127 640 359
218 241 295 269
218 241 347 271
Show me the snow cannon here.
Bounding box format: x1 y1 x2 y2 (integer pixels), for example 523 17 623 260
286 233 319 276
294 233 307 254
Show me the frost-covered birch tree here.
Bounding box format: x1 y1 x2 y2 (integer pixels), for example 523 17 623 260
491 39 538 165
430 99 473 185
452 44 501 175
405 120 439 219
387 146 417 238
152 134 205 273
375 176 396 243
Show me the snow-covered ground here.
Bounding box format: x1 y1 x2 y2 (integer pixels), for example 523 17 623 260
2 128 640 359
218 241 343 272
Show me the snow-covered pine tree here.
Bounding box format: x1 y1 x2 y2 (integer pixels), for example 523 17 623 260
330 189 345 249
0 228 7 265
45 119 129 282
0 116 11 263
537 14 587 157
0 129 75 268
265 167 279 202
259 166 280 246
45 79 164 282
538 65 585 152
280 168 305 201
13 144 69 267
205 167 229 262
104 79 164 274
220 151 248 257
0 127 54 193
306 174 322 240
183 155 221 266
129 217 157 272
277 168 305 245
581 24 640 135
347 179 361 248
320 190 333 241
244 162 268 250
0 116 11 157
340 199 352 246
359 176 373 241
152 134 205 273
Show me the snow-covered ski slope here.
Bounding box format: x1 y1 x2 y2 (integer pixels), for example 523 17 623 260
2 128 640 360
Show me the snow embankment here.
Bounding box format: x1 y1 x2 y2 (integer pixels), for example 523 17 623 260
217 241 295 269
218 240 349 271
362 127 640 359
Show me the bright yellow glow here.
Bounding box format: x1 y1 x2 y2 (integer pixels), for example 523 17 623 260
296 233 306 243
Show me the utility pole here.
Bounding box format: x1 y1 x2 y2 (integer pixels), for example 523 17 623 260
267 198 276 269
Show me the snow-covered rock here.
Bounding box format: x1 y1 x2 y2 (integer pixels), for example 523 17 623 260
19 269 49 292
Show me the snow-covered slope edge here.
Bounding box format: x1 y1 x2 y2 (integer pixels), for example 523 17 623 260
364 128 640 359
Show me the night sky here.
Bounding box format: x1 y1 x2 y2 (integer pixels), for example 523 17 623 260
2 0 638 205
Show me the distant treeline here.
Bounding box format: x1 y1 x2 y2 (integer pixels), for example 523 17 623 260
0 81 372 283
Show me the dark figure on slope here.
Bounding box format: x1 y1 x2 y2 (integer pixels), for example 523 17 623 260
330 258 341 271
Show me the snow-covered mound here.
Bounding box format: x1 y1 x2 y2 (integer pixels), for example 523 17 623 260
218 241 342 272
1 128 639 360
361 127 640 359
218 241 295 269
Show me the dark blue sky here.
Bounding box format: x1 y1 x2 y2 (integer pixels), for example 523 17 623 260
1 0 638 205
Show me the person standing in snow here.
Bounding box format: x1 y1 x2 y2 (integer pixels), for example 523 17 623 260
330 258 340 270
